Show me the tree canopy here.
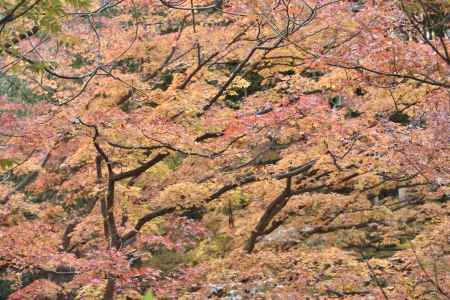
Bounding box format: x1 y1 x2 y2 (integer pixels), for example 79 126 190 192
0 0 449 299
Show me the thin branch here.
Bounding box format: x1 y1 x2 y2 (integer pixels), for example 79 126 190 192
329 63 450 89
201 43 262 113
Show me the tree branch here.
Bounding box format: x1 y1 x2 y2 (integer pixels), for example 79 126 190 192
121 207 176 244
112 152 169 182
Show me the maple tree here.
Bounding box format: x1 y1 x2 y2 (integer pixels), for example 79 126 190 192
0 0 449 299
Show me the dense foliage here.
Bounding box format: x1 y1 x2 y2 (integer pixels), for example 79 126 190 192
0 0 449 299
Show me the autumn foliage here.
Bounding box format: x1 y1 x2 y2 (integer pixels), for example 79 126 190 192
0 0 449 299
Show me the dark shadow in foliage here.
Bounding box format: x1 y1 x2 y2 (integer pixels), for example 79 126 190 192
96 6 121 18
22 210 39 220
279 69 296 76
329 95 345 109
153 71 173 91
116 58 142 73
300 68 325 81
358 242 413 260
217 60 240 72
0 279 14 300
389 111 410 125
181 206 205 220
435 193 449 203
303 88 324 95
20 265 76 289
204 18 234 27
345 107 362 119
0 170 43 204
156 20 185 35
224 71 265 109
354 87 366 96
63 196 96 214
28 189 58 204
70 54 90 69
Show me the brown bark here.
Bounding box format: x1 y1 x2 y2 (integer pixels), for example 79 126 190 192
96 155 103 181
103 274 115 300
245 177 292 253
121 207 176 245
79 119 170 249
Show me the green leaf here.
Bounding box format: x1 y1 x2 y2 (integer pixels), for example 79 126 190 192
66 0 91 9
70 54 89 69
29 61 47 74
143 289 154 300
0 159 14 169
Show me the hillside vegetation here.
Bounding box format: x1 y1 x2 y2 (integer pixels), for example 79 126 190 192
0 0 449 299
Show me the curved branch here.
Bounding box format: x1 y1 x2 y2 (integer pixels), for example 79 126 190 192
0 0 42 27
158 0 218 11
121 207 176 243
112 152 169 181
245 177 292 253
329 63 450 89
